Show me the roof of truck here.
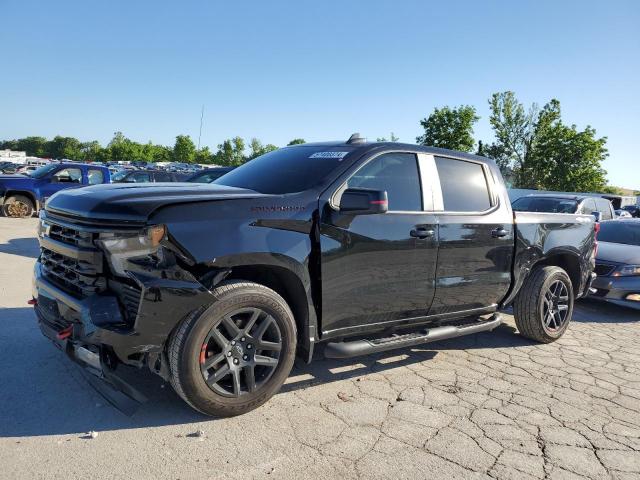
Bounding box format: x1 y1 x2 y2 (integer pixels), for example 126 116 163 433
287 140 494 165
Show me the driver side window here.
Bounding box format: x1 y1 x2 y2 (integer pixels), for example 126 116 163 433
53 168 82 183
346 153 422 211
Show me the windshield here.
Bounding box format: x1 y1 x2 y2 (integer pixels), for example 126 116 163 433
213 146 356 194
598 221 640 246
111 170 129 181
28 163 60 179
512 196 579 214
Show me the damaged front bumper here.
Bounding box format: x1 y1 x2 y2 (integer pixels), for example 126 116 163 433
32 261 214 407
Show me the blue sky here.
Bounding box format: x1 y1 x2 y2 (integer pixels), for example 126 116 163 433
2 0 639 189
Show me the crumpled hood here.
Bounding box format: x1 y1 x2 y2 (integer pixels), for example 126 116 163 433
45 182 268 223
597 241 640 265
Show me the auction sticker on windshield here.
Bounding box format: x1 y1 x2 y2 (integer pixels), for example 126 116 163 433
309 151 349 159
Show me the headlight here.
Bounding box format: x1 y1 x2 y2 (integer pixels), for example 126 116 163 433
612 265 640 277
97 224 166 276
37 211 50 239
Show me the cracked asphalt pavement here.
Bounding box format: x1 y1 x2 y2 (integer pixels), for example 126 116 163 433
1 217 639 479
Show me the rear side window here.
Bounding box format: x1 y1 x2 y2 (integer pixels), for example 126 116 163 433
347 153 422 211
596 198 613 220
87 169 104 185
435 157 491 212
154 171 171 182
128 172 151 183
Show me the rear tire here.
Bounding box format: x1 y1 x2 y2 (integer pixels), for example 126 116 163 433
513 265 574 343
168 281 297 417
2 195 34 218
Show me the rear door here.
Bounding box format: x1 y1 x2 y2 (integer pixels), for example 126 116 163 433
319 151 439 337
430 156 514 315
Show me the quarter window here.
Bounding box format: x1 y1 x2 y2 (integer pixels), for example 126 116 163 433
435 157 491 212
347 153 422 211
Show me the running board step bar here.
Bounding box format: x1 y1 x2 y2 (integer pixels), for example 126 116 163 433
324 314 503 359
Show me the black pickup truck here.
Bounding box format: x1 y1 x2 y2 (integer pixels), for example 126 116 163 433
32 135 597 416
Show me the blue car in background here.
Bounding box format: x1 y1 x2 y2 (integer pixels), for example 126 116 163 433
0 163 110 217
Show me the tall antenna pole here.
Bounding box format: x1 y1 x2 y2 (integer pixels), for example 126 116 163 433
197 105 205 150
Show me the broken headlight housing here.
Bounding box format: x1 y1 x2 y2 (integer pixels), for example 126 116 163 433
97 224 166 276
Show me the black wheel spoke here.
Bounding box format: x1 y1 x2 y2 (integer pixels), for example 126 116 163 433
202 351 226 370
257 340 281 352
232 369 242 395
244 366 256 392
244 309 261 333
210 328 229 349
253 315 275 340
254 354 278 367
221 315 241 337
207 364 231 386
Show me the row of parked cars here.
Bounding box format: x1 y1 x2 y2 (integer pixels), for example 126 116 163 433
513 193 640 311
0 160 235 218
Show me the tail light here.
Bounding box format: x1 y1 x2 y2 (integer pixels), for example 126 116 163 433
593 221 600 257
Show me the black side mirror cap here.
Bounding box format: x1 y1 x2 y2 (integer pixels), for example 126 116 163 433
339 188 388 215
591 211 602 222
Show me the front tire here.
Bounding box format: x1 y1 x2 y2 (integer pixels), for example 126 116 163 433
513 265 574 343
168 281 297 417
2 195 34 218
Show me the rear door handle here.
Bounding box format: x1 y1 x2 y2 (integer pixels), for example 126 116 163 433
491 227 508 238
410 227 435 239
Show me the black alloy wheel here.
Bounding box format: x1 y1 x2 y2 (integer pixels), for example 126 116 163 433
199 308 282 397
542 280 570 333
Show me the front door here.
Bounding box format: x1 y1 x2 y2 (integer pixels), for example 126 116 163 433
40 166 84 204
319 152 439 337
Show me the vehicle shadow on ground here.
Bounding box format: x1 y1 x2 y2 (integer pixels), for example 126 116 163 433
0 301 629 438
0 237 40 259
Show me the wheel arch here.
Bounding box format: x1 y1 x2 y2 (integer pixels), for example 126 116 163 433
223 263 315 362
4 190 38 210
533 252 582 296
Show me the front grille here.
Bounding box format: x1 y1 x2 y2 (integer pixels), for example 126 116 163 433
48 223 95 248
40 247 106 297
594 262 616 277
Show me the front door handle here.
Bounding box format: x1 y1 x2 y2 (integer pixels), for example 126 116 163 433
410 228 435 239
491 227 508 238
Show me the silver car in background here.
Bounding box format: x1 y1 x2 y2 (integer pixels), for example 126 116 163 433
591 219 640 309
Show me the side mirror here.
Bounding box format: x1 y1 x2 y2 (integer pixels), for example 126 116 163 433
339 188 388 215
591 211 602 222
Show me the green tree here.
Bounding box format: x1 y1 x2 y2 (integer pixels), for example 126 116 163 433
80 140 103 161
214 137 246 166
416 106 478 152
194 146 213 164
287 138 306 145
173 135 196 163
600 185 624 195
487 92 608 191
106 131 145 161
17 136 48 157
46 136 83 159
376 132 399 142
487 91 537 182
248 138 278 159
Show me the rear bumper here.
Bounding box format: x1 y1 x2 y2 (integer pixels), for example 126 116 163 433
589 274 640 310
